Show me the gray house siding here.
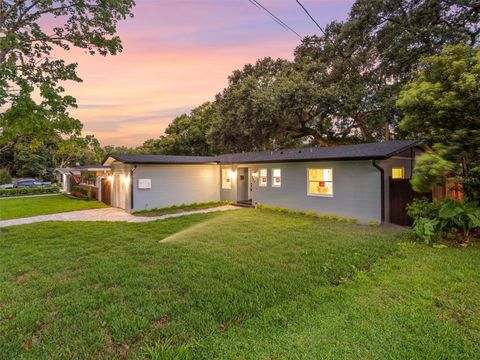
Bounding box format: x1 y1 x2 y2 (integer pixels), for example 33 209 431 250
221 161 382 223
131 164 220 211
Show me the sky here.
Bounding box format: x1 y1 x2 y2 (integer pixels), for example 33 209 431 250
61 0 355 146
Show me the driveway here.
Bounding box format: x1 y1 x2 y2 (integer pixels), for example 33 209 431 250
0 205 239 227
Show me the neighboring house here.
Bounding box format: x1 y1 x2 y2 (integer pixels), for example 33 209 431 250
75 165 111 200
54 166 111 199
102 140 426 224
53 168 81 193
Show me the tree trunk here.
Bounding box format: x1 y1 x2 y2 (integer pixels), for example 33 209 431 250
384 122 391 140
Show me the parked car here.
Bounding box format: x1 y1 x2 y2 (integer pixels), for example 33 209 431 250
14 179 38 188
13 179 54 188
0 183 13 189
34 181 52 187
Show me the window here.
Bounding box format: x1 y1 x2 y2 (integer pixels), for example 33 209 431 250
259 168 268 187
308 168 333 196
392 167 405 179
272 168 281 187
222 168 232 189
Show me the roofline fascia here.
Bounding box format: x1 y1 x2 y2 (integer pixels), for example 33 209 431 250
216 156 387 165
113 157 387 165
118 161 220 165
101 154 120 166
384 140 423 158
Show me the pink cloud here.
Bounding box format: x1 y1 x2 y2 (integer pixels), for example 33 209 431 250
50 0 354 146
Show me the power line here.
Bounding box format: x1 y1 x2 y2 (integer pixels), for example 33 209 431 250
247 0 302 39
294 0 353 64
294 0 327 36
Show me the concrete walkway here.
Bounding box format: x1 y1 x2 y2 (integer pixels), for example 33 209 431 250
0 205 239 227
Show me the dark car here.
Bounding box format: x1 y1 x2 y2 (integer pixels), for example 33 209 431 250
13 179 37 188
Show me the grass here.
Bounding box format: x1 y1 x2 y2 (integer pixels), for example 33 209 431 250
132 201 230 217
0 209 478 359
0 194 108 220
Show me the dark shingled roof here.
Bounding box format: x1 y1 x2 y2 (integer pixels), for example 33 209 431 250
74 165 111 170
215 140 422 163
105 154 218 164
104 140 422 165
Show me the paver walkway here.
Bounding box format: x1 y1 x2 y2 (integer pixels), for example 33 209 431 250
0 205 239 227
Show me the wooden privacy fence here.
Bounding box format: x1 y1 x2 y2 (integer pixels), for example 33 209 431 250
389 178 432 226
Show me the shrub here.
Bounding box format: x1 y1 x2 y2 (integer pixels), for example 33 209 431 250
407 198 480 244
256 206 358 224
0 168 11 185
70 186 89 200
0 186 60 197
406 198 441 220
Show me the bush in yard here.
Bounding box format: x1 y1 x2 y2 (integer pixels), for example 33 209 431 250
70 186 89 200
407 198 480 244
0 186 59 197
257 205 358 224
0 168 11 185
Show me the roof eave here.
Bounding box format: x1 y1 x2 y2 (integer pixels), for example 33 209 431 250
217 156 388 164
384 140 424 158
119 161 220 165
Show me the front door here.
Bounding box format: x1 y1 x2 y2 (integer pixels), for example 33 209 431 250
237 168 249 202
101 178 112 206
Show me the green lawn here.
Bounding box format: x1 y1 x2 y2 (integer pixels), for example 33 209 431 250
0 194 108 220
0 209 478 359
133 201 230 217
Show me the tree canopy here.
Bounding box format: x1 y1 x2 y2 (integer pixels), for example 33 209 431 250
145 0 479 154
398 43 480 199
0 0 135 174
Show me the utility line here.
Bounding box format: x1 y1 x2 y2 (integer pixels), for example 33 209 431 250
294 0 353 63
247 0 302 39
294 0 327 37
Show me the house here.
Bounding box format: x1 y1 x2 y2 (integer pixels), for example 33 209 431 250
102 140 426 224
53 168 81 193
54 166 111 199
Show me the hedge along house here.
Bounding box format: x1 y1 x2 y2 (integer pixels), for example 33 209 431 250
102 140 425 224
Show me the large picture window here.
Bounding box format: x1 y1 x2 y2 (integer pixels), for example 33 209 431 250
308 168 333 196
272 168 281 187
259 168 268 187
222 168 232 189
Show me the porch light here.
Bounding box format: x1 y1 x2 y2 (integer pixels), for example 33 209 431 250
121 175 131 185
108 175 114 182
228 169 236 179
252 171 259 179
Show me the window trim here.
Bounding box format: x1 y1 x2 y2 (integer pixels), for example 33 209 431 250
307 168 334 197
272 168 281 188
391 167 405 179
221 168 232 190
259 168 268 187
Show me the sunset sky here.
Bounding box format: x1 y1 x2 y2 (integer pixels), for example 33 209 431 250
63 0 354 146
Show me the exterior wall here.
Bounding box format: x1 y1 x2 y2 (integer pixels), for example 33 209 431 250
221 161 382 224
110 163 133 210
131 164 220 211
378 157 415 222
